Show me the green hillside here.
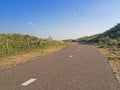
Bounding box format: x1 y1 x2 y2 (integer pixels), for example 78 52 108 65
0 33 65 57
76 34 100 43
77 23 120 47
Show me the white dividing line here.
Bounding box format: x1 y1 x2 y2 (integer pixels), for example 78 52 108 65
69 55 73 58
21 78 36 86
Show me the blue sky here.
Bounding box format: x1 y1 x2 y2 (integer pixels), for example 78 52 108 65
0 0 120 40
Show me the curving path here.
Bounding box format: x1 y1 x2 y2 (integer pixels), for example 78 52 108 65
0 43 120 90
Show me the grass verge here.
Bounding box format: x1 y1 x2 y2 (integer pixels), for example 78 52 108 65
98 47 120 82
0 44 67 71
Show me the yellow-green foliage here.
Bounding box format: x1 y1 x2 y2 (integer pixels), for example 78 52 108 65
107 56 116 61
0 33 65 57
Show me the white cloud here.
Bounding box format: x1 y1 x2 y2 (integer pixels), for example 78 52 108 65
28 22 33 25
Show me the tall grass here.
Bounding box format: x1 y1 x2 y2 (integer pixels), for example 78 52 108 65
0 33 65 57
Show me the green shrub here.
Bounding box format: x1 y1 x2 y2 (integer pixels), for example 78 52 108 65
107 56 116 61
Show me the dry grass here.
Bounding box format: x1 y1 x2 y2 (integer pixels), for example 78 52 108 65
99 48 117 61
99 48 120 82
0 45 66 71
109 60 120 82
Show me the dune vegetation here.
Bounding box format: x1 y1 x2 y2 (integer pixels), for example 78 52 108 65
0 33 66 57
0 33 66 70
77 23 120 48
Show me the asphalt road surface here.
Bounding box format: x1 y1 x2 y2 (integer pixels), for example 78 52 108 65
0 43 120 90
